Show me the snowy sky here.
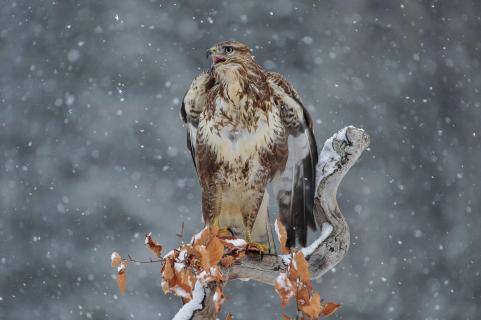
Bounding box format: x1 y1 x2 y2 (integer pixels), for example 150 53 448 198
1 1 480 319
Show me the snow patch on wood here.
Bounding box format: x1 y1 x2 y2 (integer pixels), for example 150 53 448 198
223 239 247 247
172 281 205 320
301 223 333 257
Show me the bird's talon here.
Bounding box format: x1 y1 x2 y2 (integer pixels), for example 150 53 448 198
217 227 233 238
246 242 269 253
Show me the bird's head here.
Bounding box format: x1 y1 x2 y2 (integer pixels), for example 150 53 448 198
206 41 254 68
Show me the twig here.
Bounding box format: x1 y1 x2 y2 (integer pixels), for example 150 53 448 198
176 222 185 239
126 254 164 265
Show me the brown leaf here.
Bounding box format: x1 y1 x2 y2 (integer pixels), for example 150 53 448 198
111 252 121 268
177 268 196 295
193 227 210 246
117 262 127 295
161 280 170 294
117 272 126 295
160 253 196 300
281 314 293 320
209 225 219 237
275 219 290 254
292 252 311 285
225 313 233 320
300 292 321 319
162 259 175 281
275 273 295 307
207 237 225 267
320 302 341 317
145 232 163 258
193 226 220 249
209 266 225 283
197 245 211 270
296 285 311 308
220 256 235 268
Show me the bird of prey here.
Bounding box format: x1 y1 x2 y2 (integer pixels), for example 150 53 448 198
181 41 318 252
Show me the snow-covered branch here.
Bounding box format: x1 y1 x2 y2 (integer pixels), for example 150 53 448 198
173 282 205 320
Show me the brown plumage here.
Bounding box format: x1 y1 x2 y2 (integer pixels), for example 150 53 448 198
181 41 318 249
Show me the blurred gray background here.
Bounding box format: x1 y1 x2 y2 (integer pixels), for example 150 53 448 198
1 0 480 319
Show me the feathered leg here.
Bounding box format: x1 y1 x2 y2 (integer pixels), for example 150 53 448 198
242 188 269 252
202 181 223 227
251 191 276 254
202 180 233 237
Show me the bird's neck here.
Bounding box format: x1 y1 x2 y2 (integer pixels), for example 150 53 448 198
213 63 269 107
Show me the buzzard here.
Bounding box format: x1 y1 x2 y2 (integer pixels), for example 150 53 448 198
181 41 318 251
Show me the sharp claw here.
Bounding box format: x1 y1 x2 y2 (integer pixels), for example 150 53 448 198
246 242 269 253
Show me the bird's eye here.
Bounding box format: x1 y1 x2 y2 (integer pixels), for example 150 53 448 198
224 46 234 54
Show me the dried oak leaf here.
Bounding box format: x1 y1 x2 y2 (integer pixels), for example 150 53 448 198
196 265 224 285
296 285 311 308
300 292 321 319
117 262 128 295
161 261 175 293
320 302 341 317
117 271 126 295
206 237 225 267
161 280 170 295
275 273 295 307
292 251 311 285
111 252 121 268
275 219 290 254
193 228 208 247
162 258 175 281
220 255 235 268
161 252 196 300
196 245 211 271
193 226 217 246
209 225 219 237
177 268 196 296
145 232 162 258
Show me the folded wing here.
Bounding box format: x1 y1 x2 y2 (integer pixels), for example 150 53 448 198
268 72 318 248
180 72 211 174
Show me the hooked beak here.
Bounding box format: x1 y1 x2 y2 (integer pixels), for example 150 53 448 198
205 47 215 59
206 47 226 65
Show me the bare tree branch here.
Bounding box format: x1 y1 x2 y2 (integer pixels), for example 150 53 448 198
308 126 370 280
186 126 370 320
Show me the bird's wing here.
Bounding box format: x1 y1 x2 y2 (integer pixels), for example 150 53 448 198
268 72 319 248
180 72 211 173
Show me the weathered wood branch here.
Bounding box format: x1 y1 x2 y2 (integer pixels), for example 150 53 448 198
183 126 370 320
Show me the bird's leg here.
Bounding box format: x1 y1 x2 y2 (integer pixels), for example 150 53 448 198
242 190 269 253
244 229 268 253
202 183 232 238
245 232 269 253
203 182 222 227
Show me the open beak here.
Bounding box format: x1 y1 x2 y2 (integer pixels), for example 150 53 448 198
206 47 226 65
